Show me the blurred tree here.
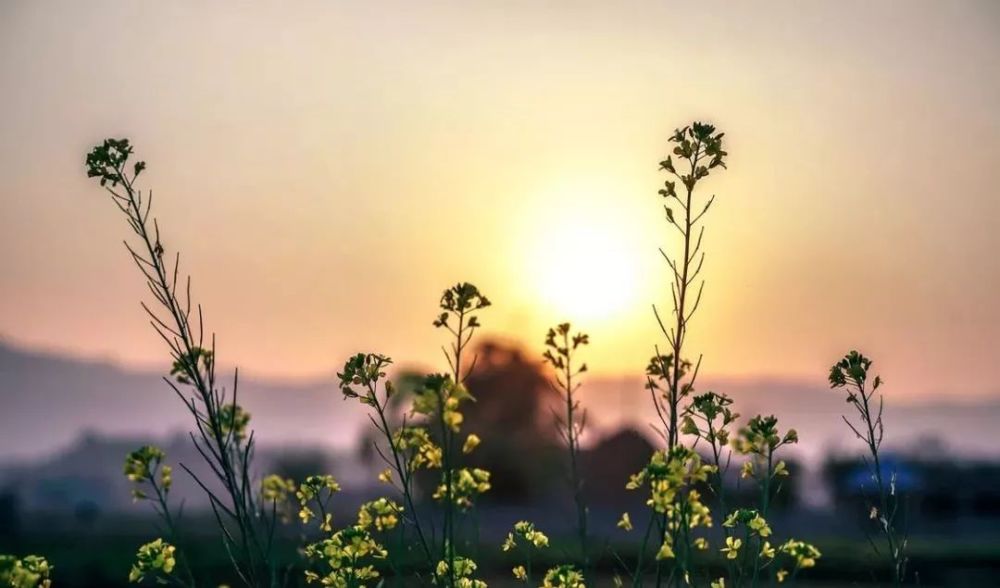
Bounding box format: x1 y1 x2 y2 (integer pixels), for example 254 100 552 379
372 340 566 504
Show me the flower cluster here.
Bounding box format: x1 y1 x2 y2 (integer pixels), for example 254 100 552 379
123 445 171 501
780 539 821 570
733 415 797 457
542 323 589 373
541 564 586 588
432 282 491 330
304 526 387 587
169 346 214 385
85 137 143 187
338 353 393 405
412 374 472 432
128 539 176 583
626 447 715 560
828 350 877 394
392 427 443 471
434 557 487 588
723 509 772 538
626 447 714 514
502 521 550 552
0 555 53 588
683 391 738 447
261 474 295 503
217 403 251 442
657 122 728 194
260 474 296 522
356 498 401 532
296 475 341 528
434 467 491 509
644 353 693 397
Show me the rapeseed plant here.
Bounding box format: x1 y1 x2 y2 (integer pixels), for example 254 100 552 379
542 323 591 575
830 351 908 585
502 521 551 584
86 138 281 587
74 125 908 587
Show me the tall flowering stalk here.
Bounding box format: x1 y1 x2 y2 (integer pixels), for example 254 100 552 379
651 122 727 449
830 351 907 586
642 123 727 586
429 282 492 588
629 123 824 588
542 323 591 575
336 284 491 586
85 139 276 587
337 352 436 566
727 416 811 587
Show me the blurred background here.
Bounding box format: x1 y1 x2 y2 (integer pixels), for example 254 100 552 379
2 0 999 585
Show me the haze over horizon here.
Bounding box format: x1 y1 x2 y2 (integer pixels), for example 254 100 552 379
5 335 1000 465
2 1 999 401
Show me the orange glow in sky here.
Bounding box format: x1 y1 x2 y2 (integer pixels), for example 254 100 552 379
1 1 998 400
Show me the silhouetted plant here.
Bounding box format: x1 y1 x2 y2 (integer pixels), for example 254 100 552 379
646 122 729 586
64 125 864 588
830 351 908 586
617 123 821 588
542 322 591 576
650 122 727 448
123 445 196 586
85 138 279 587
331 283 493 587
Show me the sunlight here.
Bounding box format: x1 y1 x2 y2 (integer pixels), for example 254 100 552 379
521 180 647 324
533 223 640 322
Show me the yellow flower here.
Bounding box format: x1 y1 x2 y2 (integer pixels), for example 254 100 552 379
378 468 393 484
357 497 401 531
710 579 725 588
749 513 772 537
462 434 481 454
129 539 176 583
760 541 775 559
780 539 821 569
694 537 709 551
541 564 585 588
656 539 675 560
776 569 789 583
512 565 527 581
160 465 173 491
617 512 633 532
261 474 295 503
773 460 789 477
721 536 742 560
741 461 754 479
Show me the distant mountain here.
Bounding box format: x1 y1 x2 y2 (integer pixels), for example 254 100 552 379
3 338 999 467
0 338 366 462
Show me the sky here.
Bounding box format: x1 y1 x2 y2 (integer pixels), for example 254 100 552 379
1 1 998 402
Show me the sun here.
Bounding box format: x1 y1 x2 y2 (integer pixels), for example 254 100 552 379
530 222 642 323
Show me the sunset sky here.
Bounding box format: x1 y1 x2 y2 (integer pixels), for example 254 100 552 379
2 1 998 401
